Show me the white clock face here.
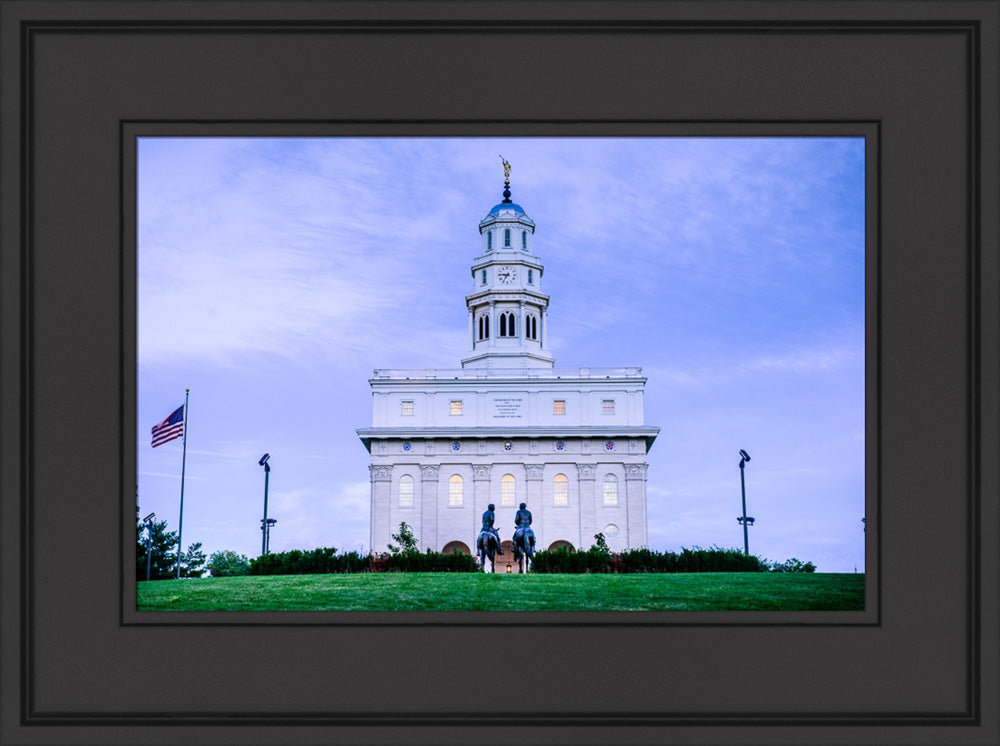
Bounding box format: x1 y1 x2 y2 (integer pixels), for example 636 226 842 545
497 266 517 284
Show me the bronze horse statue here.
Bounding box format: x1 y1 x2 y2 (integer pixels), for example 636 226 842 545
476 529 501 573
512 526 535 573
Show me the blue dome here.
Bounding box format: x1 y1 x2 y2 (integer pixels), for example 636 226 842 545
487 202 526 217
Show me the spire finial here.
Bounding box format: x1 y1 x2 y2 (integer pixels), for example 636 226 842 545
499 155 512 203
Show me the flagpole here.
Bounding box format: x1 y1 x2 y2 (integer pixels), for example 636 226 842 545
176 388 190 579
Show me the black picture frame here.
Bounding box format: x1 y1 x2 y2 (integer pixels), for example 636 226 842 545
1 2 996 745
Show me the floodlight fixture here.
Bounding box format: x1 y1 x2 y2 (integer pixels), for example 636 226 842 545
739 449 751 463
260 518 278 553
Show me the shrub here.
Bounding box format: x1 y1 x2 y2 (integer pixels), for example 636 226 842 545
769 558 817 573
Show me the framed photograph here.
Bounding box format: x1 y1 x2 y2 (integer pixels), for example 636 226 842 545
2 1 996 744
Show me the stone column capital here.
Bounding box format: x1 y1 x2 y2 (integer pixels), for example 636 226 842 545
578 464 596 481
625 463 648 480
420 464 440 481
473 464 492 481
370 464 392 482
525 464 544 481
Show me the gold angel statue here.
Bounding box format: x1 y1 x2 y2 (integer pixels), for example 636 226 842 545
500 155 511 183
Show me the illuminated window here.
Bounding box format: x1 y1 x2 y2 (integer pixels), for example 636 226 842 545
450 400 463 415
553 400 566 415
398 475 414 507
400 400 414 416
602 399 615 415
603 474 618 506
553 474 568 505
449 474 463 506
501 474 515 506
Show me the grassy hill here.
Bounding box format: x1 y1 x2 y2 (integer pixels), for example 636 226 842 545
137 571 864 612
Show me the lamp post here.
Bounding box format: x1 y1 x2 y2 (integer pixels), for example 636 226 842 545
143 512 156 581
737 449 754 556
259 453 270 555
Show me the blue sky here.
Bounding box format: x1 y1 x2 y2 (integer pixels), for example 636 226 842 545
137 137 865 572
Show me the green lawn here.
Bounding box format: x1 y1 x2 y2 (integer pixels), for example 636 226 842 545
136 572 864 612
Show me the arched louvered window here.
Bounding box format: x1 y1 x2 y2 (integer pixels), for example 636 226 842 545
499 312 515 337
603 474 618 506
504 228 511 247
449 475 463 506
478 315 490 340
398 475 414 507
553 474 568 505
501 474 516 506
525 314 537 340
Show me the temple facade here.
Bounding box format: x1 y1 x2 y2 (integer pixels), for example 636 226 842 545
357 164 658 555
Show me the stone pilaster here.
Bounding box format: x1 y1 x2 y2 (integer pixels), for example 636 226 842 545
578 463 596 552
625 463 648 549
370 464 393 553
525 463 544 545
473 464 492 537
420 464 440 551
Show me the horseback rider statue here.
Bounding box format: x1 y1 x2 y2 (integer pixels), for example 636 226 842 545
512 502 535 572
514 502 532 532
481 503 502 555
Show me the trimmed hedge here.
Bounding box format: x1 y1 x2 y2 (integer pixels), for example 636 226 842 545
249 547 370 575
248 546 477 575
530 546 769 574
370 550 477 573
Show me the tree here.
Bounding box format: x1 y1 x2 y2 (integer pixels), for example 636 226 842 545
207 550 251 577
136 506 179 581
591 533 610 554
180 542 207 578
387 522 419 555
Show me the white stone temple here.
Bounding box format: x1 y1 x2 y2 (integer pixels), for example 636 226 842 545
357 163 658 555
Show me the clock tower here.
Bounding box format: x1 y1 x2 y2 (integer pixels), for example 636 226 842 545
359 157 657 557
462 159 554 369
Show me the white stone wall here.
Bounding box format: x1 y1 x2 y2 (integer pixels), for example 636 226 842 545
368 368 647 428
366 433 651 554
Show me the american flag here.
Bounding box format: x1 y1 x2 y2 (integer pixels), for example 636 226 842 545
151 405 184 447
